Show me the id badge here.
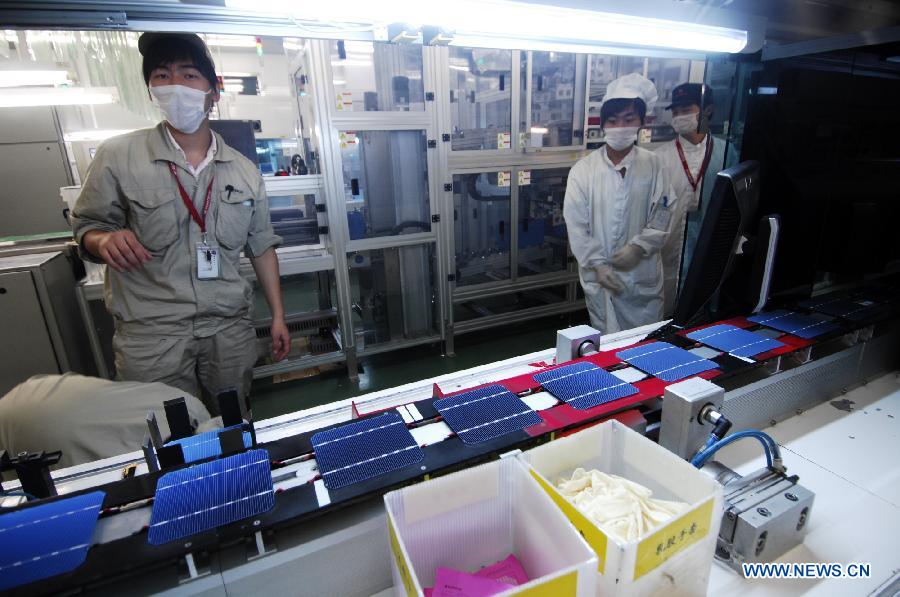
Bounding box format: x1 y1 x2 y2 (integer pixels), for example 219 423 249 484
196 241 221 280
648 204 673 232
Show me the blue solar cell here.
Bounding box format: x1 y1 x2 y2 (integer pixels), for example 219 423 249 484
164 425 253 463
686 324 785 358
435 385 542 445
747 310 840 339
0 491 105 591
312 412 424 490
616 342 718 382
148 449 274 545
534 362 639 410
805 299 878 321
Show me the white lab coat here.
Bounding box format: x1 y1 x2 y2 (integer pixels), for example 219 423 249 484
655 134 728 316
564 146 673 333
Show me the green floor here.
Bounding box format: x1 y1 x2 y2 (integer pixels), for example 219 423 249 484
249 311 590 420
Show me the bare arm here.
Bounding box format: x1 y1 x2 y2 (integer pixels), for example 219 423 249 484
249 247 289 361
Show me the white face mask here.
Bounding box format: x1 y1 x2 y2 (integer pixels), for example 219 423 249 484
671 113 699 136
603 126 639 151
149 84 211 134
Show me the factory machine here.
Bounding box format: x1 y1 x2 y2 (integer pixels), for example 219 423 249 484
2 163 899 595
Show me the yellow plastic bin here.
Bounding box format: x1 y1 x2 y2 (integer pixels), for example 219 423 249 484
384 457 598 596
520 420 723 596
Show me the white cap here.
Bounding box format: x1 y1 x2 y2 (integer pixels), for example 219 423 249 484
602 73 659 112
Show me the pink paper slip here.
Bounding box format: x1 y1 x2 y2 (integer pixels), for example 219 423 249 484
474 554 529 586
431 567 514 597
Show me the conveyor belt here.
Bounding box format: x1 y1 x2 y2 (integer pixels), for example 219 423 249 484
686 324 785 358
311 412 424 490
533 362 639 410
0 491 105 591
148 449 274 545
616 341 718 382
435 385 542 444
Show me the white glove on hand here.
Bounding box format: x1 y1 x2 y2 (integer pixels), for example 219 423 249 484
595 264 624 294
610 244 645 271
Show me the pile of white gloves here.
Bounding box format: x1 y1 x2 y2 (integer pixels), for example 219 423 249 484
556 468 688 542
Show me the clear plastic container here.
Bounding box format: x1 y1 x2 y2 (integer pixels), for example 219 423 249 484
520 420 724 596
384 456 598 596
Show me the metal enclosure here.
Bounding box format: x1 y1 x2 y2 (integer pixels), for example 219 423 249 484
0 251 93 394
0 106 73 237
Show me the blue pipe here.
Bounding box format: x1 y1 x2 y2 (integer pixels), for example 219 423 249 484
691 429 780 469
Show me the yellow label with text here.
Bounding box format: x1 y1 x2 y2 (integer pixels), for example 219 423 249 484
634 498 714 580
516 570 578 596
389 518 418 597
530 469 607 573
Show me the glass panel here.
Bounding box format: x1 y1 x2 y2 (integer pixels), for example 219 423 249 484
449 47 512 151
453 284 568 323
453 172 511 286
330 40 424 112
340 130 430 240
348 244 437 346
517 167 570 277
250 271 339 361
529 51 585 148
681 56 740 283
267 189 320 248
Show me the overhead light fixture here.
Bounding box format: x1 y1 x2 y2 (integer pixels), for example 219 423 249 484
0 70 70 88
0 87 116 107
64 129 136 142
530 126 549 134
201 34 259 48
225 0 748 54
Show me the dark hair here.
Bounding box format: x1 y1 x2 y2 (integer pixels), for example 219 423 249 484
142 38 217 90
600 98 647 126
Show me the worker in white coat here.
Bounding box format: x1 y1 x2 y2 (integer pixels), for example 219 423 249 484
564 74 674 333
655 83 730 315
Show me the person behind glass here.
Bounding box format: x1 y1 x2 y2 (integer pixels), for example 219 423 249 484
564 73 675 333
290 154 308 175
655 83 727 316
72 32 290 412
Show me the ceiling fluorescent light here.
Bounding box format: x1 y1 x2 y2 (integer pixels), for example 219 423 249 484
64 129 136 142
0 70 70 88
0 87 116 107
225 0 748 53
202 34 259 48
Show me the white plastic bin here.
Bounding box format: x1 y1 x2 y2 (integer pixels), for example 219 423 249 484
384 457 598 596
520 420 723 597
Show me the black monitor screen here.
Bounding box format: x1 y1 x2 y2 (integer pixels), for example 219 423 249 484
674 161 761 327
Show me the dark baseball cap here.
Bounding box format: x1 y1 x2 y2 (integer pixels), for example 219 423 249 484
666 83 714 110
138 32 218 87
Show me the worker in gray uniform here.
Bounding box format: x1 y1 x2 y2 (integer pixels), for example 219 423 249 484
0 373 215 471
72 33 290 410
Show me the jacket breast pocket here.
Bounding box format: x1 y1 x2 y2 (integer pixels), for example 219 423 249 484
215 192 254 250
125 188 179 252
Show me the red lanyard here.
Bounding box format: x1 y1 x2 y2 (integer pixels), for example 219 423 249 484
675 135 714 192
168 162 214 236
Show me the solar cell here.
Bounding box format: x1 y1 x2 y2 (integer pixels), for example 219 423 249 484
148 449 274 545
686 324 785 358
533 362 639 410
164 425 253 463
616 342 718 382
311 412 424 490
0 491 105 591
747 310 840 339
435 385 542 444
